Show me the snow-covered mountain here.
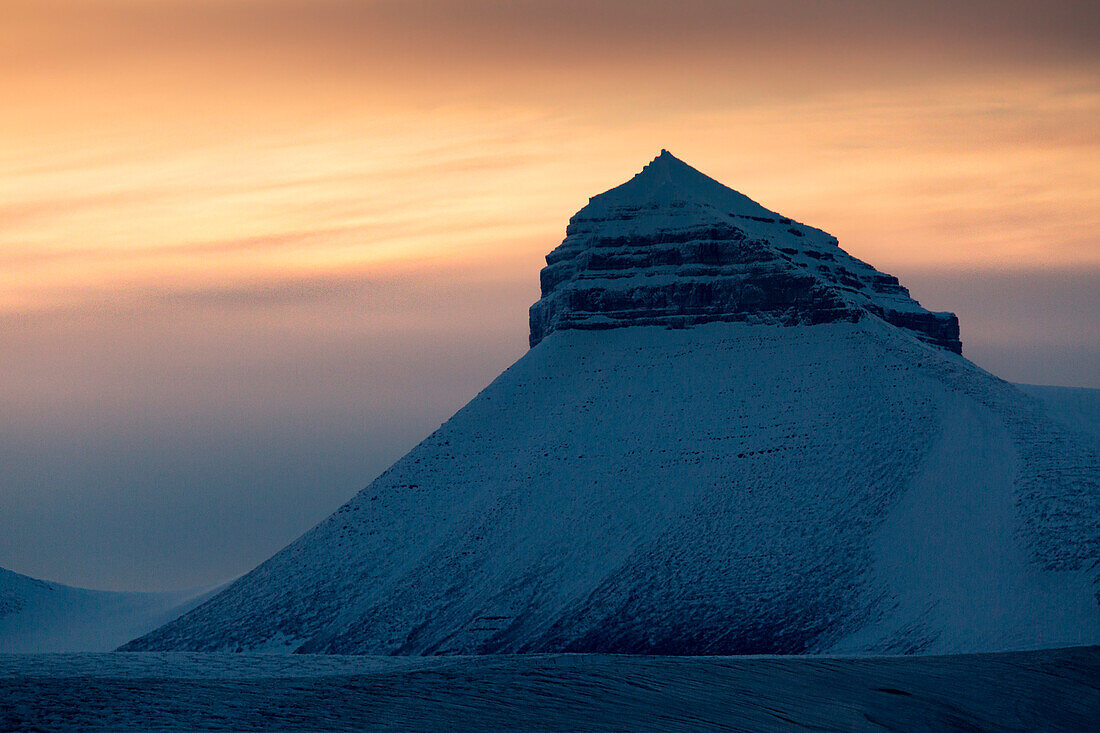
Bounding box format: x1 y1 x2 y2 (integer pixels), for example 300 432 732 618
124 152 1099 655
0 567 216 653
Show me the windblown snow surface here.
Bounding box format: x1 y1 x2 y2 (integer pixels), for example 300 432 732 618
0 568 216 653
124 152 1099 656
3 647 1098 731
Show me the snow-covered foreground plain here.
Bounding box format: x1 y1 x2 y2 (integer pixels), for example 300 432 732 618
0 568 217 653
1 646 1097 731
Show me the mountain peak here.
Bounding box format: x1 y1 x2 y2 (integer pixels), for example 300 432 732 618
583 151 774 220
638 148 690 179
531 154 961 352
630 149 722 193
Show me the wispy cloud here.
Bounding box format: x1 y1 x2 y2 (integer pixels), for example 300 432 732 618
2 0 1098 589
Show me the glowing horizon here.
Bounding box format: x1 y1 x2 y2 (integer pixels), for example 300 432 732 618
2 0 1097 591
4 1 1098 318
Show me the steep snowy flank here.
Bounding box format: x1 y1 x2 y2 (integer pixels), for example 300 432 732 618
123 153 1096 656
0 567 216 653
124 321 1098 655
530 151 960 353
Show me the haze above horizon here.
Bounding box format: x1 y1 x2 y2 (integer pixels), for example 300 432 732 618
2 0 1097 591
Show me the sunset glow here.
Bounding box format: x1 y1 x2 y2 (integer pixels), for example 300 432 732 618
5 1 1098 315
2 0 1097 590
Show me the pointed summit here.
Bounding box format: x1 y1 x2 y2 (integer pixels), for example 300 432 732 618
582 150 774 220
530 153 961 352
632 149 704 187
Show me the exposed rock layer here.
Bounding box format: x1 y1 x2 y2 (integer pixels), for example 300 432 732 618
530 151 961 353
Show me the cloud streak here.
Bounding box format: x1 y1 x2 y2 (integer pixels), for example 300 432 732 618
1 0 1097 590
11 1 1099 71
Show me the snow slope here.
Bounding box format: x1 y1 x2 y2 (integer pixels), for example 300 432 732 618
125 320 1099 655
123 152 1098 655
0 567 216 653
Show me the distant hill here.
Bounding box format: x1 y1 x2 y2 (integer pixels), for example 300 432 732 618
0 567 217 653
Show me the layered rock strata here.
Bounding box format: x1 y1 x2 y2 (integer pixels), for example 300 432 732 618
530 150 961 353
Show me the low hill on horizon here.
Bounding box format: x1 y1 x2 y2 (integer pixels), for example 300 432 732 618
0 566 218 653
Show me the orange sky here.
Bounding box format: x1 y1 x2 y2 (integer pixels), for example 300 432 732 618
2 1 1098 589
4 0 1098 314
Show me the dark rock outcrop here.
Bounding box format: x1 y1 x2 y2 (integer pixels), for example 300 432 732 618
530 151 961 353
